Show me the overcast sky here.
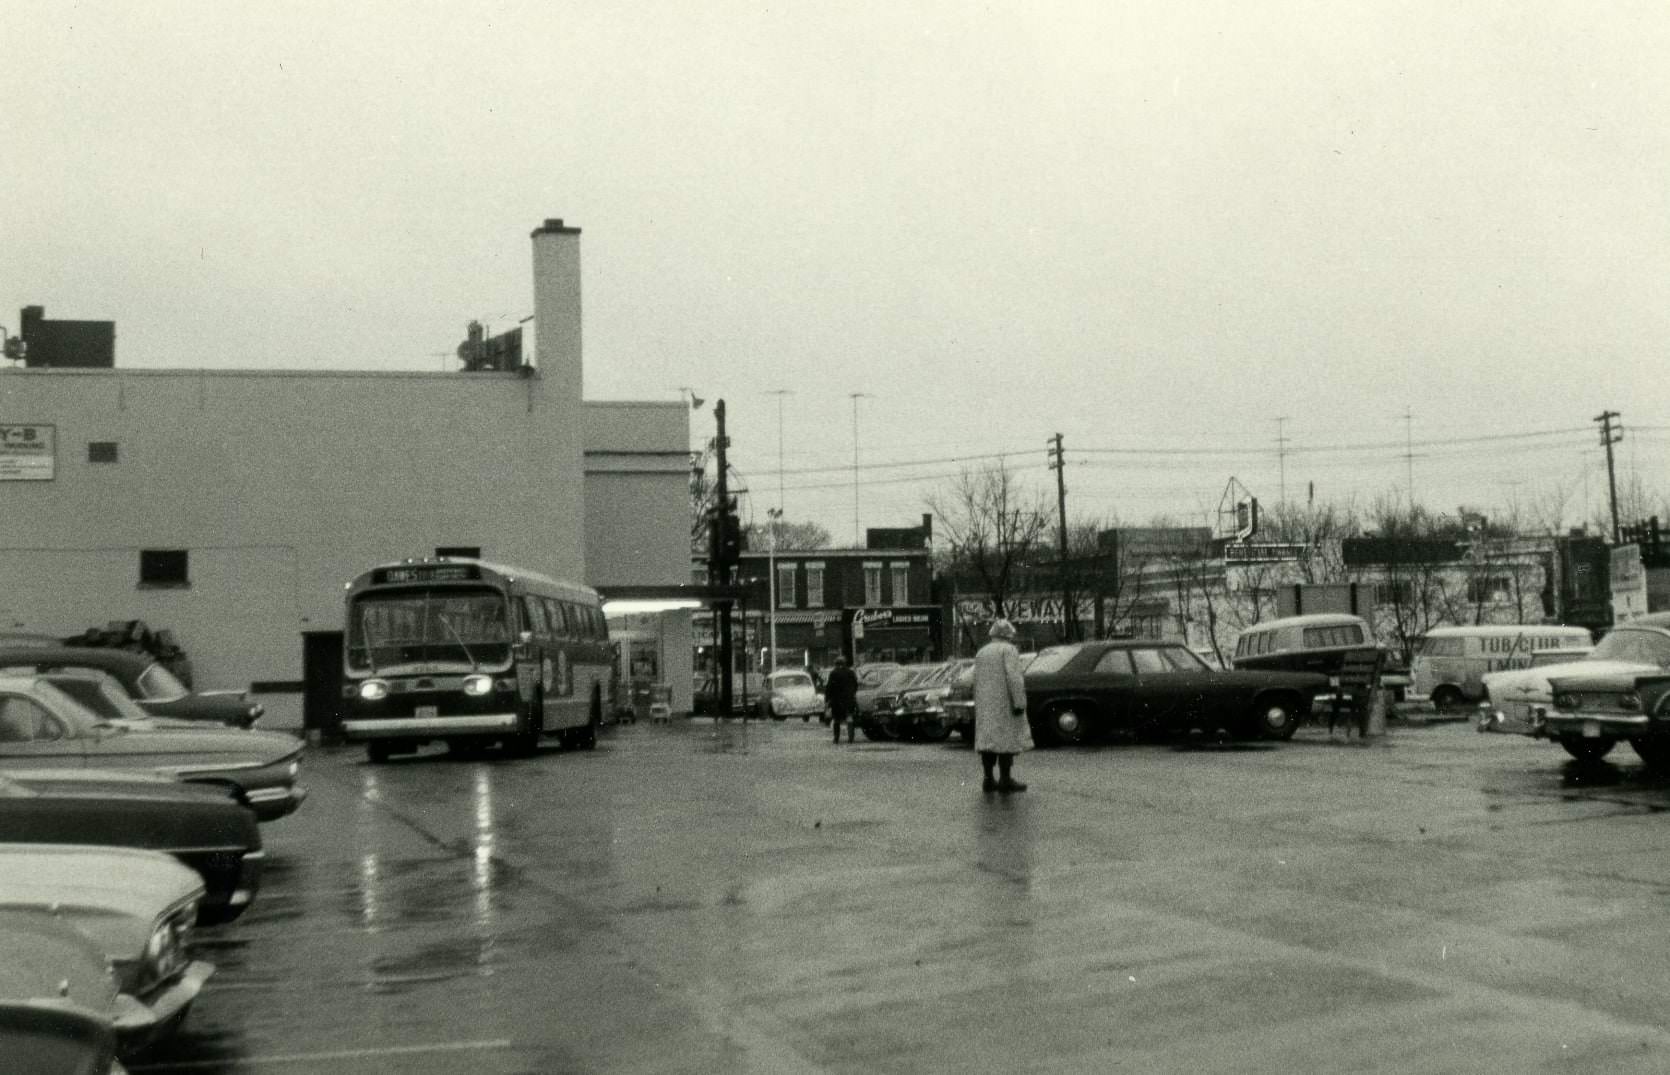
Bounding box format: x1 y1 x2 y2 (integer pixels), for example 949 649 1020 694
6 2 1669 541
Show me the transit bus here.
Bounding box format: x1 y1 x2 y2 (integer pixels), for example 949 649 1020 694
340 557 611 762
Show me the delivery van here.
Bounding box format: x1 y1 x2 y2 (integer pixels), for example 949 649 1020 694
1411 624 1593 710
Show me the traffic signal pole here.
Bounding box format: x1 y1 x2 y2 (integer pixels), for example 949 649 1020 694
712 399 735 714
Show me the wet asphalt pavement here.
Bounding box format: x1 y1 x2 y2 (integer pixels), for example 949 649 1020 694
129 716 1670 1074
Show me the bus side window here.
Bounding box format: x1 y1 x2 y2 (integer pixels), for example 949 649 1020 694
559 601 582 639
543 598 569 638
587 605 604 641
520 596 547 639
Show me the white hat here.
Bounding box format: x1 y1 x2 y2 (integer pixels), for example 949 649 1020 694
989 618 1016 639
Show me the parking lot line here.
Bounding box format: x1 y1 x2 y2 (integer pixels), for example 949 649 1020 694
129 1038 514 1070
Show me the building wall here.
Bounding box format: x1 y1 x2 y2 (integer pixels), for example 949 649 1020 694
582 400 693 712
0 366 589 722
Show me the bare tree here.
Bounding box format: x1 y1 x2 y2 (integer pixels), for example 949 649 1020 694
928 460 1050 631
1352 495 1464 662
1262 497 1358 583
743 519 831 551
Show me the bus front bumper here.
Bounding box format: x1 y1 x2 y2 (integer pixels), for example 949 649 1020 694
342 713 521 738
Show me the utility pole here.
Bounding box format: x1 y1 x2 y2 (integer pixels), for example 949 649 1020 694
1402 407 1415 510
1047 433 1074 641
1274 416 1289 507
1596 410 1623 543
710 399 738 714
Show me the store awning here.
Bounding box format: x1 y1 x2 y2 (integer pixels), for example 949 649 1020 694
597 583 747 615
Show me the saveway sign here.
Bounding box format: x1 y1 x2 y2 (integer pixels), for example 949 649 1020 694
0 425 55 481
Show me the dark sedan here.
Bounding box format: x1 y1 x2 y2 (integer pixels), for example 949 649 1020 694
0 675 307 821
0 646 264 728
0 770 263 925
1022 641 1330 745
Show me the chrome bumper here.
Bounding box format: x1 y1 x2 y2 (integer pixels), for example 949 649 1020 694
342 712 520 737
114 960 214 1049
1544 713 1651 737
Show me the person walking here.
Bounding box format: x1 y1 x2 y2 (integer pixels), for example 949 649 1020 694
973 619 1033 792
825 655 859 744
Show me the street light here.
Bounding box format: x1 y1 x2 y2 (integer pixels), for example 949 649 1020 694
767 507 783 675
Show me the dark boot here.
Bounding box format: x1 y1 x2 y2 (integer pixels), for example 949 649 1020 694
980 751 998 793
997 754 1027 793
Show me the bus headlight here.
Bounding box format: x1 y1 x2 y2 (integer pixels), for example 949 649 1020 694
358 679 390 701
463 674 493 696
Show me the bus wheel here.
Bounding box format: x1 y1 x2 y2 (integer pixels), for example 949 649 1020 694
366 741 393 764
509 694 544 757
1431 685 1465 712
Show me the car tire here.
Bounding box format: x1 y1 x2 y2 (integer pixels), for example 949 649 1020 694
1559 736 1616 762
1630 738 1670 769
366 741 393 764
917 715 952 743
1430 685 1465 712
1253 695 1302 740
860 721 891 742
1044 703 1091 746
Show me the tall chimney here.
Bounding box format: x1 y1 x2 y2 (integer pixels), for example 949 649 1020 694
530 218 583 404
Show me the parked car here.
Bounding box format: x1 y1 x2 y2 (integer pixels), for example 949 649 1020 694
0 675 307 821
0 843 214 1054
1231 614 1379 679
0 646 263 728
1478 613 1670 748
851 662 905 723
1022 640 1330 745
0 769 263 924
0 908 124 1075
1411 624 1594 711
888 659 973 742
854 665 937 741
757 669 826 722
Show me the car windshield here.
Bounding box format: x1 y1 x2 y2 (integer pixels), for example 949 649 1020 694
856 665 900 687
42 675 153 723
1026 646 1082 676
879 668 921 691
22 681 106 734
348 586 512 670
1590 628 1670 668
135 662 190 701
770 672 813 690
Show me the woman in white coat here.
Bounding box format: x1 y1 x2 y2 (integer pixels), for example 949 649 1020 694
973 618 1033 792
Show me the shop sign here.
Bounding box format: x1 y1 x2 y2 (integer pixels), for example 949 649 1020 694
853 607 935 629
0 424 54 481
956 595 1095 626
1612 544 1648 623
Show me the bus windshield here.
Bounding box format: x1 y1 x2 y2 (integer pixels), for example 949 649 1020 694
347 586 511 670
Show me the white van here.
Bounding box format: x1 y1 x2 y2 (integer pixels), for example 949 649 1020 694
1412 625 1593 710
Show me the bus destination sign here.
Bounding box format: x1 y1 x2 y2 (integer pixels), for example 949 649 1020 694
373 564 481 585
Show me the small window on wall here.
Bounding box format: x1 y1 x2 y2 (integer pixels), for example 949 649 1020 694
87 442 119 464
777 563 796 608
890 563 909 606
806 563 825 608
436 546 481 560
864 563 882 606
139 549 189 588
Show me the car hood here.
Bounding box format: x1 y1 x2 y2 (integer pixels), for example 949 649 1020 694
0 909 117 1014
0 845 201 956
1482 659 1657 700
90 726 301 767
6 768 239 807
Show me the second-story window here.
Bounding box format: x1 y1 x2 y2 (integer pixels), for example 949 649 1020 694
777 562 796 608
806 562 825 607
863 562 882 606
890 563 909 606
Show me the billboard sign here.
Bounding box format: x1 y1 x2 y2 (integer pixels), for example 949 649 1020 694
0 424 54 480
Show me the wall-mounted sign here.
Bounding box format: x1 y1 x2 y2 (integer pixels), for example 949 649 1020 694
0 424 55 481
853 607 936 629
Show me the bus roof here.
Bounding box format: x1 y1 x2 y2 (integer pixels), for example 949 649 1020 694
1419 624 1590 639
1242 613 1368 632
353 557 600 602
